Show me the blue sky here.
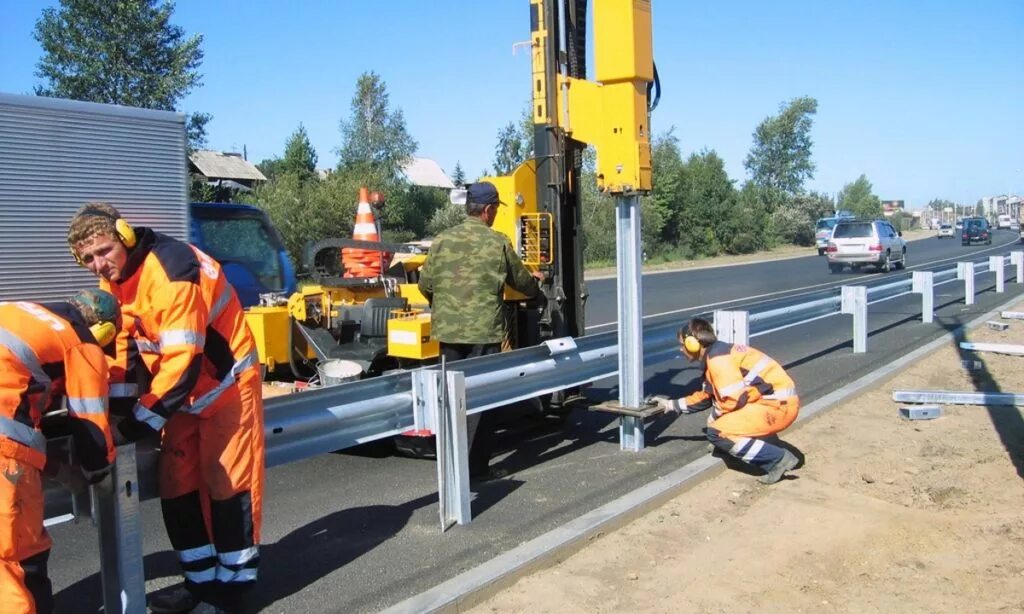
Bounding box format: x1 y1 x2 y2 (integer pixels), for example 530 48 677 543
1 1 1021 207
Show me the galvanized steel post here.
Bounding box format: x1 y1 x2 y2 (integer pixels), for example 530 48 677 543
958 262 975 305
912 271 934 324
989 256 1005 293
1012 251 1024 284
615 194 646 451
95 443 146 614
841 286 867 353
434 369 471 530
713 310 749 345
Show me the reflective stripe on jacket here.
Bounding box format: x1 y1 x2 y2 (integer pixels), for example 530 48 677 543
103 229 258 430
0 301 115 470
683 341 796 413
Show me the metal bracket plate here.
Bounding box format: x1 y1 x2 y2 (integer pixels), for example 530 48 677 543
590 400 663 418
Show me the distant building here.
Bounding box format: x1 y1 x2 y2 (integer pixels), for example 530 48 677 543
881 200 905 217
400 157 455 189
189 150 267 191
314 157 455 189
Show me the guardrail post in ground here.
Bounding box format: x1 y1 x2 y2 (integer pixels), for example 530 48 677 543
957 262 975 305
1012 251 1024 284
615 194 646 452
713 310 749 344
841 286 867 353
411 369 438 435
430 368 471 530
989 256 1005 293
96 443 146 614
912 271 935 324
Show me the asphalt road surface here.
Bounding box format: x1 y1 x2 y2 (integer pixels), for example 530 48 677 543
48 231 1024 612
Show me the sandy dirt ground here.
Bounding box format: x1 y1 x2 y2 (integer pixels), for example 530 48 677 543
470 300 1024 614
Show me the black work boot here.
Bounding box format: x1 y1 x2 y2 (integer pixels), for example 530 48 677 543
759 449 798 485
148 584 199 613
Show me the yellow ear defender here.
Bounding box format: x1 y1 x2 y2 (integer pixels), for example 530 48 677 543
70 209 137 266
682 333 702 356
89 321 117 347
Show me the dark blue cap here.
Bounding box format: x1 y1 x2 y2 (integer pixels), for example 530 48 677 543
467 182 502 206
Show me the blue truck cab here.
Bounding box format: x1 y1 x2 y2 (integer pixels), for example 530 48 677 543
188 202 297 307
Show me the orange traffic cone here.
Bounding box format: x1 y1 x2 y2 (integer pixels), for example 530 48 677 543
342 187 385 278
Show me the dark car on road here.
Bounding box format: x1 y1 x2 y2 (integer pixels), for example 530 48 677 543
961 217 991 246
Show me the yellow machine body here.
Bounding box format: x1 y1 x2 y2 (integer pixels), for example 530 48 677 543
553 0 654 194
387 310 439 360
478 160 547 301
245 305 292 372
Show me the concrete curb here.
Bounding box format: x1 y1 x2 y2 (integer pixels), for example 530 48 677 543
382 292 1024 614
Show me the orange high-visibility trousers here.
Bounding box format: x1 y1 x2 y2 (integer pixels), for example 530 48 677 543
706 398 799 471
158 366 264 592
0 455 52 614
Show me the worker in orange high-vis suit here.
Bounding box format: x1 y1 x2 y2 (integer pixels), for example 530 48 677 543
0 290 118 614
68 203 264 614
651 317 800 485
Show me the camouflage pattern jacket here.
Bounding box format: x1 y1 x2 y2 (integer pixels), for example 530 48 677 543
418 217 539 344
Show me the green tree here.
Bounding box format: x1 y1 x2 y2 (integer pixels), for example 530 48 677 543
492 106 533 175
256 157 286 182
744 97 818 199
427 202 466 236
676 150 742 256
282 123 318 180
772 191 834 246
33 0 209 150
451 161 466 187
838 174 882 219
337 71 417 182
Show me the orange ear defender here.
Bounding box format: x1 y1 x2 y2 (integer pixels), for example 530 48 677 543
70 210 137 266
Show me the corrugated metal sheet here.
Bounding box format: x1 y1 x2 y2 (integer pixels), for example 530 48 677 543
189 150 266 181
0 93 188 302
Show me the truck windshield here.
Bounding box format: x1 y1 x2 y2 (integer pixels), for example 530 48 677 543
196 216 284 291
816 219 837 232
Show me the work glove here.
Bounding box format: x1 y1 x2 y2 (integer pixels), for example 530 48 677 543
48 463 89 494
113 416 159 446
647 394 693 414
81 464 112 485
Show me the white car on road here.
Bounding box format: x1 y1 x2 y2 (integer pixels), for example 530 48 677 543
826 219 907 273
936 224 954 239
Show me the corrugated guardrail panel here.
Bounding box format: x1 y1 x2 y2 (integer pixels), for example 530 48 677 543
0 93 187 301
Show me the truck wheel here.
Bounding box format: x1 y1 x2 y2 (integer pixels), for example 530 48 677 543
895 249 906 270
817 248 825 256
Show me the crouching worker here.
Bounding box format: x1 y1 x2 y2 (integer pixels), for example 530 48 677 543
0 290 118 613
652 317 800 484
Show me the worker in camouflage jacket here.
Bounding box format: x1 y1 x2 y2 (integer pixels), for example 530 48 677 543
419 181 544 479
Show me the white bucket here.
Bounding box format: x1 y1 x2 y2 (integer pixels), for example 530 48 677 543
316 359 363 386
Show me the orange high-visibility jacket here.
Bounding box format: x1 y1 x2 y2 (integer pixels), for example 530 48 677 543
0 301 115 471
684 341 796 413
102 228 258 432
